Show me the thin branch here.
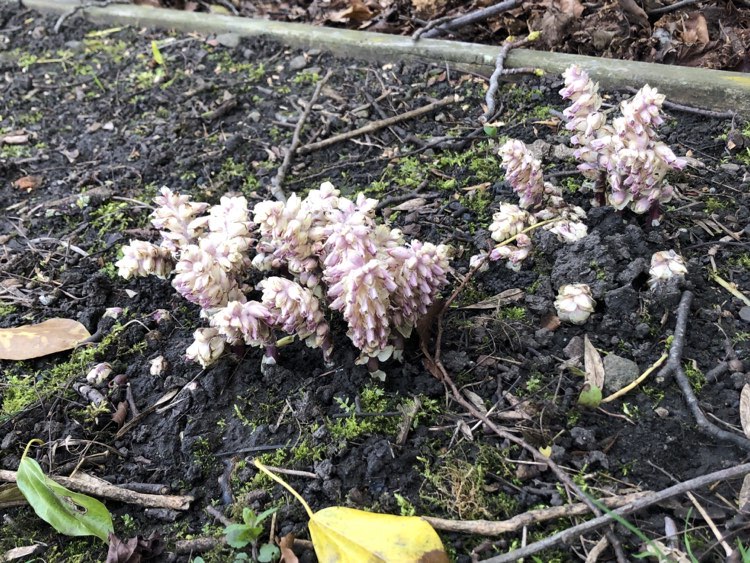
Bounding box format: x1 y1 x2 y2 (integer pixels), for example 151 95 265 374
423 491 649 535
647 0 701 15
481 34 541 124
0 469 193 510
53 0 127 34
417 0 523 39
656 291 750 451
298 95 459 155
270 70 333 202
479 462 750 562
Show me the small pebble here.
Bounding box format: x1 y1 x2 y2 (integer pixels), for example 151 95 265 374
739 306 750 323
289 54 307 71
214 33 240 48
729 359 744 372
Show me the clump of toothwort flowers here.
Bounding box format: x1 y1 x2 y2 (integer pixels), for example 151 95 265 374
560 65 687 223
471 139 588 271
117 184 452 378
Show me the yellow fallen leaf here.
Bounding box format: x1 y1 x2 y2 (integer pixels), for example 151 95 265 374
255 460 448 563
0 318 90 360
311 507 448 562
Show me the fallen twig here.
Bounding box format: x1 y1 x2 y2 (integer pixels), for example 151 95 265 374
480 33 542 124
479 462 750 562
647 0 701 15
417 0 523 39
0 469 193 510
270 70 333 202
53 0 127 33
422 491 649 535
298 95 459 155
601 352 667 403
425 225 627 562
657 291 750 451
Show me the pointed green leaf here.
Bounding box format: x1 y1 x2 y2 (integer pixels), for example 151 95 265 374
255 506 278 524
16 444 113 542
151 41 164 66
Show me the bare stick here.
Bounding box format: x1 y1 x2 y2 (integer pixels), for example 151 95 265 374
206 505 233 526
53 0 126 33
657 291 750 451
416 0 523 39
425 220 627 562
480 33 541 124
298 95 459 155
270 70 333 202
422 351 627 561
0 469 193 510
423 491 649 535
647 0 701 15
479 462 750 562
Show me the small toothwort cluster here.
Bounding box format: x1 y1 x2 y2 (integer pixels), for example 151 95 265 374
117 184 452 376
560 65 687 221
472 140 588 271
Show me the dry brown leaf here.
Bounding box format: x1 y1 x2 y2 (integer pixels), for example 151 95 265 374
740 384 750 439
583 334 605 390
112 402 128 427
12 175 43 192
619 0 649 28
463 390 487 414
1 132 30 145
279 533 299 563
329 0 374 23
456 419 474 441
0 318 91 361
554 0 583 18
739 473 750 510
540 313 561 331
681 12 709 45
392 198 427 211
459 288 524 310
411 0 447 19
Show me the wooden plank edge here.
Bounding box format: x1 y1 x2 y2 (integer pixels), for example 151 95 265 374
12 0 750 115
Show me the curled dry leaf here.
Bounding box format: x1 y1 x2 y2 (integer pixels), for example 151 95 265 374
112 402 128 427
739 473 750 511
12 175 43 192
740 384 750 439
463 390 487 414
459 288 524 310
392 198 427 212
278 533 299 563
0 318 91 361
583 334 605 390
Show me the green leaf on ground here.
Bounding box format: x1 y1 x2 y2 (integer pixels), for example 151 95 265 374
16 440 114 543
578 384 602 408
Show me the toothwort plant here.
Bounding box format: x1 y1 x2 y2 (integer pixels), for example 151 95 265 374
117 184 452 379
471 139 588 272
560 65 687 223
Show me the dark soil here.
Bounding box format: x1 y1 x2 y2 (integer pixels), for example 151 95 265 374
1 4 750 562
